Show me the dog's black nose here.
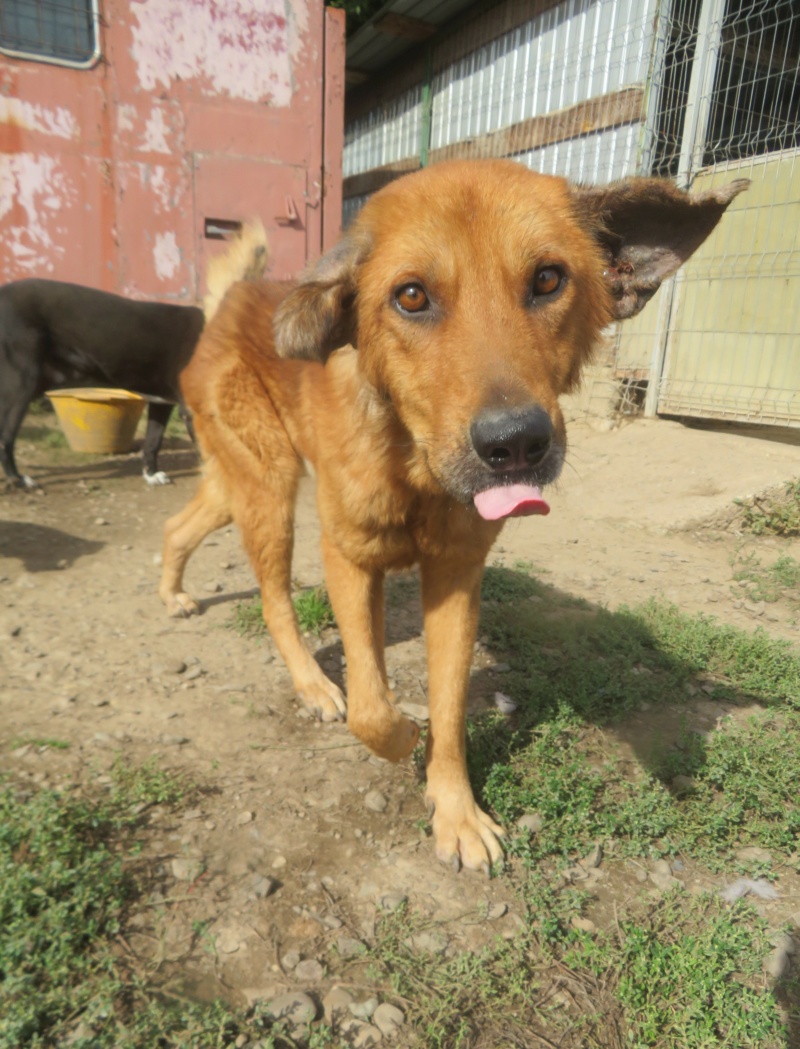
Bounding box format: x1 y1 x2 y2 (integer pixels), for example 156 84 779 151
470 406 553 471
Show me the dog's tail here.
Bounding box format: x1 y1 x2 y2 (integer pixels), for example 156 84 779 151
203 219 269 321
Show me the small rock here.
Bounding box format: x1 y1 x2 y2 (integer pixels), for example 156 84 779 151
203 581 223 593
516 812 544 834
365 791 388 813
171 857 202 882
322 914 343 930
486 902 508 920
582 843 603 869
265 991 317 1026
398 702 429 722
571 916 597 933
323 985 353 1023
294 959 324 982
182 808 202 821
378 893 407 913
94 517 109 526
216 924 248 954
735 846 773 865
671 775 696 795
764 934 794 980
159 734 190 746
281 950 301 971
348 997 379 1020
252 874 278 899
91 698 110 708
407 930 448 955
336 936 366 959
154 658 186 676
236 810 255 826
272 855 287 870
494 692 517 714
649 859 682 892
340 1020 383 1048
373 1002 405 1038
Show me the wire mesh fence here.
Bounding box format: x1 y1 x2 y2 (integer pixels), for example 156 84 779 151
344 0 800 427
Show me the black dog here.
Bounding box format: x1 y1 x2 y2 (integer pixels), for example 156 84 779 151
0 278 205 489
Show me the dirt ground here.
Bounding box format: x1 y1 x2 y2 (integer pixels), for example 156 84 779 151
2 411 799 1035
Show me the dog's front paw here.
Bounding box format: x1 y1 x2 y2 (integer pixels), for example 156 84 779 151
425 785 504 874
348 706 420 762
161 590 200 617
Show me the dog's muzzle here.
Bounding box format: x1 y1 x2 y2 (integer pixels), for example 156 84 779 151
469 406 555 521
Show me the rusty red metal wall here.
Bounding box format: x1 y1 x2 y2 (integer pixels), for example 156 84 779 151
0 0 344 301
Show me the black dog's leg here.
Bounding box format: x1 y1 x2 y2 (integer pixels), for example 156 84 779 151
0 368 40 489
142 401 173 485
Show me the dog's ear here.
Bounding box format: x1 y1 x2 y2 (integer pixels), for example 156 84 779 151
274 228 371 360
573 178 749 320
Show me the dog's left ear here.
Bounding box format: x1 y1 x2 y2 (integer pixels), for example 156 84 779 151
573 178 749 319
274 227 372 360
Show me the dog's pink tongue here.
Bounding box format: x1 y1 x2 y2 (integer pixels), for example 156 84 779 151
473 484 550 521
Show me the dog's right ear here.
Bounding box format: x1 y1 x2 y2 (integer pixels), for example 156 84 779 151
274 228 371 361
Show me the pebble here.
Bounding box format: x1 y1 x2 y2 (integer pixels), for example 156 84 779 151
154 658 186 676
159 734 190 746
373 1002 405 1038
216 924 247 954
649 859 682 893
494 692 517 714
765 934 794 979
171 857 202 882
281 949 301 970
336 935 366 959
323 985 353 1023
340 1020 383 1047
348 997 379 1020
252 874 278 899
203 581 223 594
735 846 773 865
398 701 429 722
378 893 407 913
265 992 317 1027
236 810 255 826
407 930 448 955
364 790 388 813
582 843 603 869
486 902 508 920
516 812 544 834
294 958 324 982
272 855 287 869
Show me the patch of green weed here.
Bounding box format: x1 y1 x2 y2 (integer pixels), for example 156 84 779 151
9 737 70 751
736 480 800 537
732 550 800 605
232 587 335 638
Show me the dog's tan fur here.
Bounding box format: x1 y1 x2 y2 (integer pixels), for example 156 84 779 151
160 160 747 872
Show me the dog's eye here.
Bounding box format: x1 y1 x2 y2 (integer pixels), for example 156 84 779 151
532 266 564 299
395 283 429 314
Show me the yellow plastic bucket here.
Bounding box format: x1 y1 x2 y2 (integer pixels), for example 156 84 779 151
46 388 146 454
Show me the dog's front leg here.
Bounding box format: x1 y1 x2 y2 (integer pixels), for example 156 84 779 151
322 536 420 762
421 557 504 873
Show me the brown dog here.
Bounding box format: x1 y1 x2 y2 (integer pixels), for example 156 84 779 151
160 159 746 872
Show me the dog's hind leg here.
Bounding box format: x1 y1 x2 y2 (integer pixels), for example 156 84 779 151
142 401 173 485
0 337 41 488
159 468 232 616
233 469 347 723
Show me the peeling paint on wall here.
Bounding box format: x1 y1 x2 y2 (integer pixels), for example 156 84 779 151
130 0 298 106
153 230 180 280
0 153 74 272
0 97 78 140
142 106 171 153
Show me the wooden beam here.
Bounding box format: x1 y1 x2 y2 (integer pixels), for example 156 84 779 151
427 85 645 165
374 12 438 42
343 86 645 199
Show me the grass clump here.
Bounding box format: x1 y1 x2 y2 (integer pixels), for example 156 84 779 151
736 480 800 537
732 550 800 606
232 587 335 638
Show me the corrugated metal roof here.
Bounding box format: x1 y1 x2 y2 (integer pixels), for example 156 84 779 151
346 0 481 83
